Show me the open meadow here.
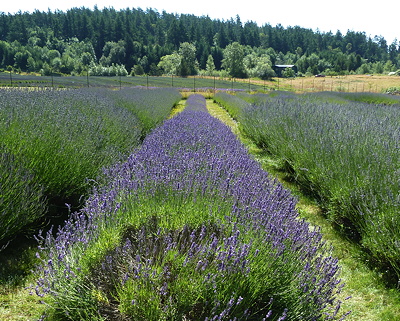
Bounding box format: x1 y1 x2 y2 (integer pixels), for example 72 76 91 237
276 74 400 93
0 82 399 320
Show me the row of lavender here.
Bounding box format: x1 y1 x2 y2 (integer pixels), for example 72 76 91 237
216 91 400 281
0 87 181 246
35 94 348 320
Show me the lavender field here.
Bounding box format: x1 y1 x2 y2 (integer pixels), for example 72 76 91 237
31 94 347 320
216 91 400 282
3 85 399 319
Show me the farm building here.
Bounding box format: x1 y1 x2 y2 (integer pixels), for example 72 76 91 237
273 64 297 77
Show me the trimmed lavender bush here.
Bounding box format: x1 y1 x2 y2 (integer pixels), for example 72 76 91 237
238 92 400 279
0 87 179 246
186 93 209 111
0 146 46 245
34 94 347 320
110 87 181 138
214 92 250 120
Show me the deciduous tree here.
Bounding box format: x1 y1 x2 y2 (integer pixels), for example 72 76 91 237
222 42 246 78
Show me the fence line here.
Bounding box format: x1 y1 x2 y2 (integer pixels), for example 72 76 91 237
0 73 391 93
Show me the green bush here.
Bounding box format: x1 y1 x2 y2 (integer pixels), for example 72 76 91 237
0 147 46 244
223 92 400 279
0 87 180 246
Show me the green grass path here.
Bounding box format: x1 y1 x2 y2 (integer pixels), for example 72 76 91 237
206 98 400 321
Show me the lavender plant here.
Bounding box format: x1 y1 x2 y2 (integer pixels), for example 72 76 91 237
214 92 250 120
34 95 347 320
237 92 400 279
0 146 46 244
109 87 181 138
0 87 179 246
0 88 142 197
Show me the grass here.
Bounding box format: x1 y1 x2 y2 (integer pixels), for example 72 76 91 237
206 96 400 321
0 238 45 320
0 73 268 92
0 288 43 321
264 74 400 93
168 99 186 118
296 198 400 320
2 72 400 96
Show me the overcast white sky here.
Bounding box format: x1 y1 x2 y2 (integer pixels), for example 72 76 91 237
2 0 399 45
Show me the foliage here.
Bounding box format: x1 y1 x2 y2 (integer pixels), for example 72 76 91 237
157 52 181 75
158 42 198 76
34 95 347 320
282 67 295 78
178 42 198 76
0 7 399 77
385 86 400 95
0 87 179 247
89 62 128 76
214 92 250 120
219 92 400 280
205 54 216 75
222 42 246 78
244 53 276 79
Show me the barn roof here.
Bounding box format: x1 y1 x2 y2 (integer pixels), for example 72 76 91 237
274 65 295 68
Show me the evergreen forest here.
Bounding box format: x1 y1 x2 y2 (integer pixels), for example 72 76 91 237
0 6 399 78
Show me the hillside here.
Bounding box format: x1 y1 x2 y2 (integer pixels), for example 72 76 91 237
0 6 399 77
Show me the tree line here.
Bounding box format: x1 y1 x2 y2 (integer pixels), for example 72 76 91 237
0 6 399 78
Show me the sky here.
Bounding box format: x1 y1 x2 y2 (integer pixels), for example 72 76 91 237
2 0 399 45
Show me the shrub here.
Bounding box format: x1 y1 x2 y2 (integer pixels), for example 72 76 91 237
385 86 400 95
214 92 250 120
110 87 181 138
0 87 180 246
238 92 400 278
0 147 46 245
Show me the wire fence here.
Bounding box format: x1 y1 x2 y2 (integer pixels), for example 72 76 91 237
0 72 398 93
0 73 270 92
